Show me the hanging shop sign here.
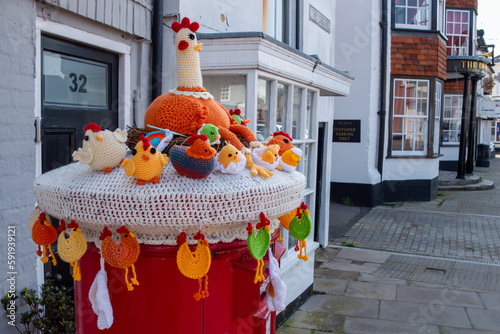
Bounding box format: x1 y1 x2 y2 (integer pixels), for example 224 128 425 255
333 120 360 143
447 56 490 77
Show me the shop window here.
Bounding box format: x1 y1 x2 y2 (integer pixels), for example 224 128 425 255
395 0 431 30
392 79 429 155
434 81 443 155
292 87 302 139
265 0 299 49
204 75 246 116
276 83 288 133
442 95 462 144
446 9 470 56
257 79 272 141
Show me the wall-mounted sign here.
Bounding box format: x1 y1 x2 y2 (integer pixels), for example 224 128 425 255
333 120 360 143
447 56 489 78
309 5 331 34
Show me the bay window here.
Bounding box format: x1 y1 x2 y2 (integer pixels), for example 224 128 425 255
442 95 463 144
434 81 443 155
446 9 470 56
395 0 431 29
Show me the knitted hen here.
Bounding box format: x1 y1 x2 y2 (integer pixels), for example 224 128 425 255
170 134 216 179
144 17 270 177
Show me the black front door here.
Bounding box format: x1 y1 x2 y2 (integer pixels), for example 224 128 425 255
41 35 118 286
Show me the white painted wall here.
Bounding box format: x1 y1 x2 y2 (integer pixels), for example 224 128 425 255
384 158 440 181
440 146 460 161
332 0 383 185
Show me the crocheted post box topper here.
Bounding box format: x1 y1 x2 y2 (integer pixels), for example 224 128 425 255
72 123 128 173
246 213 271 284
99 226 140 291
289 202 312 262
176 230 211 301
31 212 58 266
57 219 87 281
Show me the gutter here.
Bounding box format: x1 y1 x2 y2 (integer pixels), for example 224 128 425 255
151 0 164 100
377 0 389 177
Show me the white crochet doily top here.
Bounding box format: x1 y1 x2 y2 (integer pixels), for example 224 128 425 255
168 89 214 100
33 163 305 245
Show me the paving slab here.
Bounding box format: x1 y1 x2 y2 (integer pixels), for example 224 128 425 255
344 281 396 300
379 300 472 328
315 246 342 263
282 310 344 332
336 247 391 264
396 285 483 308
313 277 348 295
300 295 379 319
357 273 408 285
343 317 439 334
321 258 382 274
479 292 500 310
277 327 333 334
467 308 500 331
314 267 359 280
440 328 499 334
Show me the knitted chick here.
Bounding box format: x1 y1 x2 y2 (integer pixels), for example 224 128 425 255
197 123 220 146
121 135 169 185
176 230 211 301
57 219 87 281
250 145 280 178
229 109 250 126
99 226 140 291
170 134 216 179
32 212 58 265
279 147 303 172
214 144 246 174
73 123 128 173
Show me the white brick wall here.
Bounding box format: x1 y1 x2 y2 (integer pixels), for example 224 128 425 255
0 1 38 333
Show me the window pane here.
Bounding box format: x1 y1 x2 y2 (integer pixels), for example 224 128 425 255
442 95 463 144
257 79 271 142
276 83 288 133
292 87 302 139
393 135 402 150
203 75 246 117
305 91 313 139
414 135 425 151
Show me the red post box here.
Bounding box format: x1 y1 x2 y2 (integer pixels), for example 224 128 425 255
75 230 285 334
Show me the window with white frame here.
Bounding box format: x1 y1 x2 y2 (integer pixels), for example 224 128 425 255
442 95 462 144
392 79 429 155
220 86 230 101
395 0 431 29
265 0 298 49
434 81 442 155
446 9 470 56
203 76 246 116
437 0 446 34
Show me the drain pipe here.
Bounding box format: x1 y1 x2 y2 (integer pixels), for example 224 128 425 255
152 0 164 100
377 0 389 177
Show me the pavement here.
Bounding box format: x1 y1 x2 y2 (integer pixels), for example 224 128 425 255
278 157 500 333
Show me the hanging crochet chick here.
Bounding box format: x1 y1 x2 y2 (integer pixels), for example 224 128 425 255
214 144 246 174
197 123 220 146
170 134 216 179
121 135 169 185
250 145 280 178
57 219 87 281
72 123 128 173
176 230 212 301
99 226 140 291
289 202 312 261
229 109 250 126
31 212 58 265
247 212 271 284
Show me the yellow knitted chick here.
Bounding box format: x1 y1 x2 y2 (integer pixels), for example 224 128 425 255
250 145 280 178
57 220 87 281
214 144 246 174
73 123 127 173
278 147 303 173
121 135 169 185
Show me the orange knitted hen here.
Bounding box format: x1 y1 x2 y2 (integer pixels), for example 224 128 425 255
32 212 58 265
144 18 262 162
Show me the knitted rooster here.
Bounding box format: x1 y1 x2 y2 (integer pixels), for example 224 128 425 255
144 17 270 177
99 226 140 291
176 230 211 301
247 213 271 284
73 123 128 173
57 219 87 281
170 134 216 179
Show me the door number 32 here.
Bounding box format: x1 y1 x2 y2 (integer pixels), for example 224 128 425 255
69 73 87 93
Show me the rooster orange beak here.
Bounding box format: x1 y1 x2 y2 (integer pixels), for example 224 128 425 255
96 134 104 141
194 43 202 51
142 154 150 161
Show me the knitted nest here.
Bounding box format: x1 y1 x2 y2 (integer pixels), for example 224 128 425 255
126 125 247 155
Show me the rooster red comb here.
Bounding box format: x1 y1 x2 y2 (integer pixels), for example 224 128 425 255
68 219 79 229
256 212 271 230
57 219 66 233
139 135 151 151
193 230 205 241
99 226 112 240
38 212 46 222
172 17 199 33
229 109 241 116
188 134 208 146
273 131 292 141
116 226 130 235
84 123 102 133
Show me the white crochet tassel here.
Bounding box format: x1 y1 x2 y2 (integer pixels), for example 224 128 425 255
266 247 287 313
89 256 114 330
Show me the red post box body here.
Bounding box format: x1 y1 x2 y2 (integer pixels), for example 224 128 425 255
75 230 285 334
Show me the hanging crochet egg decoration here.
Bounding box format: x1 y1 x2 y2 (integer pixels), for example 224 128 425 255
57 219 88 281
31 212 58 265
176 230 211 301
246 213 271 284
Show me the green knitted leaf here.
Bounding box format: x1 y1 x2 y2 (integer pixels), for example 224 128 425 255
289 214 312 241
247 228 270 260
